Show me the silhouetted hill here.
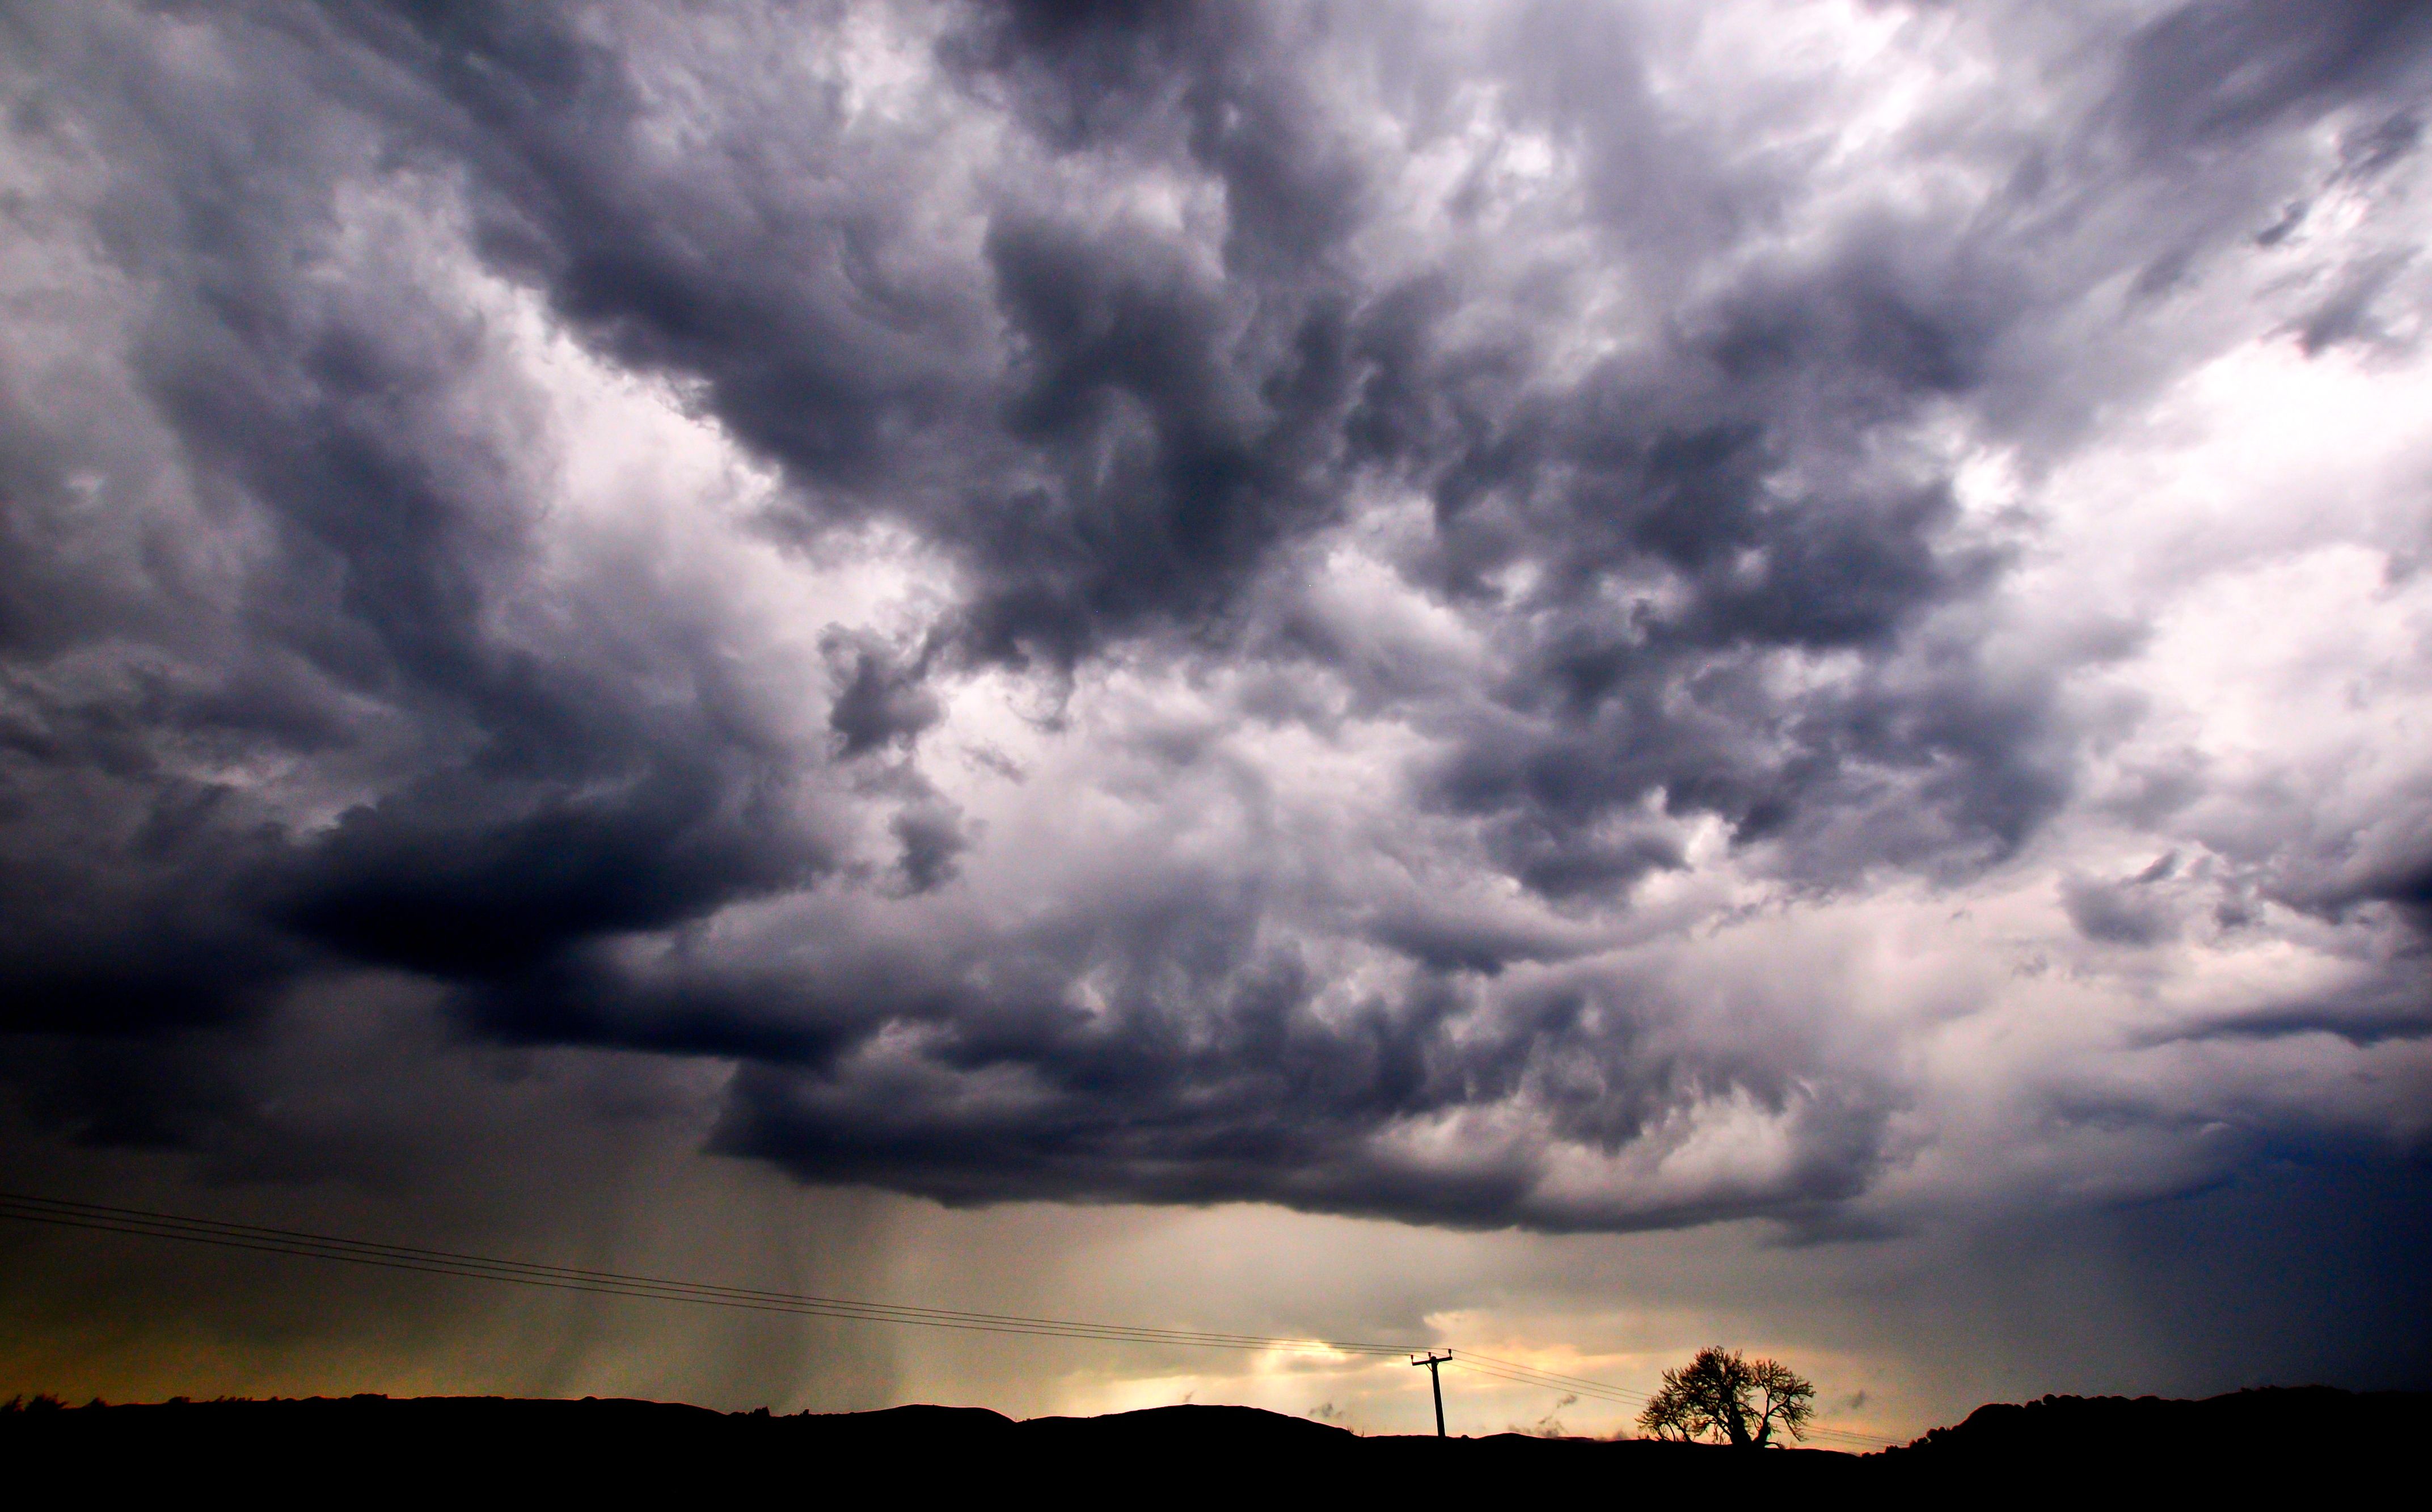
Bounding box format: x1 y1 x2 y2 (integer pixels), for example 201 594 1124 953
3 1386 2416 1501
1876 1384 2423 1489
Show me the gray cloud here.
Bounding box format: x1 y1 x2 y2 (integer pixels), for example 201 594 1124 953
2061 856 2182 947
1 0 2429 1249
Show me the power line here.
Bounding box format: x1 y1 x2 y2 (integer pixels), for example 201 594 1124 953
1450 1353 1651 1404
1445 1356 1641 1403
1447 1356 1645 1408
0 1193 1406 1357
1456 1349 1653 1400
0 1190 1898 1447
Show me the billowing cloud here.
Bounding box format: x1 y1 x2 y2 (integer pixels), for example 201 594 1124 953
3 0 2430 1244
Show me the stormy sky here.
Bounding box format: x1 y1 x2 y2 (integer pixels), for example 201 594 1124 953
3 0 2429 1438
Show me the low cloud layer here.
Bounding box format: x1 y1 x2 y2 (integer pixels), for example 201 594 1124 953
4 0 2430 1238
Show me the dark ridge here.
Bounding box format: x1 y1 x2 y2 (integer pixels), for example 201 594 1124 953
1884 1384 2425 1463
1 1388 2416 1498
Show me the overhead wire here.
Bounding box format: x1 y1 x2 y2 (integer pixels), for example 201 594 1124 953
1439 1361 1653 1400
0 1190 1898 1447
1445 1357 1645 1409
0 1193 1406 1357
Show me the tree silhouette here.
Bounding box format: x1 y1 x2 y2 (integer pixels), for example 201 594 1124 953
1637 1347 1814 1448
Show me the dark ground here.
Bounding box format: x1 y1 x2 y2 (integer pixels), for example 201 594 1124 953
3 1386 2417 1503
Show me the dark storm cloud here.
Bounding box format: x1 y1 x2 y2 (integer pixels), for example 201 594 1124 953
825 631 943 758
325 0 1369 673
700 915 1880 1231
2107 0 2432 162
3 0 2429 1234
1 0 832 1039
346 3 983 494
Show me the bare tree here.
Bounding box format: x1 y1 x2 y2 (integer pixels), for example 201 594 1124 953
1637 1347 1815 1448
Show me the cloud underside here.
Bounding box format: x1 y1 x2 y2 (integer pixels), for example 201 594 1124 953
3 0 2430 1231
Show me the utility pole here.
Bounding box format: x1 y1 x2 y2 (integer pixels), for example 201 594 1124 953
1411 1351 1451 1438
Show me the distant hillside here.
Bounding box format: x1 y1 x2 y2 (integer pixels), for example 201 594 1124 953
1881 1384 2425 1468
3 1386 2416 1498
